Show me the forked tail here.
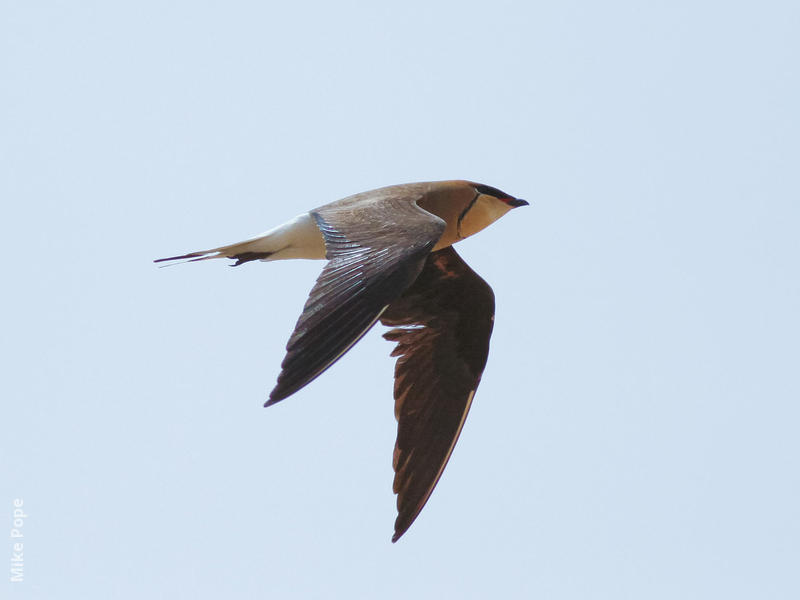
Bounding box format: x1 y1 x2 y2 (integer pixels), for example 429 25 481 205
154 212 327 267
154 244 273 267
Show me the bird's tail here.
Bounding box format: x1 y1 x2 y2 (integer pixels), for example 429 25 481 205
154 238 275 267
154 213 326 267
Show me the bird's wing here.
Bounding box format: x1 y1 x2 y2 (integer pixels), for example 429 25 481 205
380 246 495 542
267 194 446 405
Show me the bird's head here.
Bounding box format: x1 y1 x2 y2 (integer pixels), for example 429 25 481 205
472 183 528 209
444 181 527 241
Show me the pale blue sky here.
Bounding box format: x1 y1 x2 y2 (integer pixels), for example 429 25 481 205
2 1 799 598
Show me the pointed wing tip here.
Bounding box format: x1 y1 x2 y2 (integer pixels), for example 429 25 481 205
392 518 413 543
265 382 294 407
265 381 296 406
264 394 283 408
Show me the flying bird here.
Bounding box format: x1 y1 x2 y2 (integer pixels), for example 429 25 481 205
156 180 528 541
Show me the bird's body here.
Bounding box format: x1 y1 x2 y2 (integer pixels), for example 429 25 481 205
157 179 527 541
161 180 519 265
